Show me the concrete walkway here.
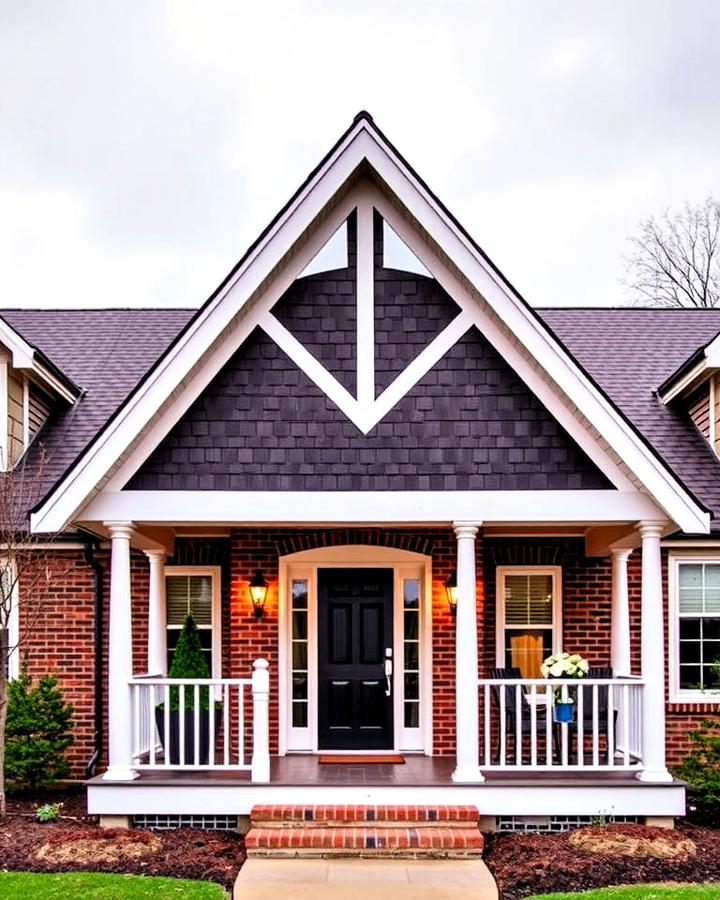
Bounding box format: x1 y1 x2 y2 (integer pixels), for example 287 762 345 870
234 858 498 899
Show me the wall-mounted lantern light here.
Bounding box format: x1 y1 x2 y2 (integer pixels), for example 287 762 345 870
445 570 458 615
249 569 269 618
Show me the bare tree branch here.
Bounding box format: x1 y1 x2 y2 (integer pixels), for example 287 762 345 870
0 446 63 816
622 197 720 308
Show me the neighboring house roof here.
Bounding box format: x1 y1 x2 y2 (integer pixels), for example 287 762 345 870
2 308 194 504
542 308 720 532
4 305 720 530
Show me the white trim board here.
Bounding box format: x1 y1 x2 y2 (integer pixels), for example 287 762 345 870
29 116 709 535
667 552 720 705
79 489 665 526
87 780 686 818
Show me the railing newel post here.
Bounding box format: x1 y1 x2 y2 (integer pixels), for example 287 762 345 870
251 659 270 783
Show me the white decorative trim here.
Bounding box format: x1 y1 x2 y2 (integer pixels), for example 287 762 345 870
261 315 358 416
261 308 473 434
356 198 375 407
495 566 562 669
80 489 664 526
668 552 720 704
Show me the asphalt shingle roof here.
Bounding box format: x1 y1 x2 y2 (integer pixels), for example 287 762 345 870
3 306 720 531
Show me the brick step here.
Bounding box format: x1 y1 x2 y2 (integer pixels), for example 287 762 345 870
249 804 479 825
245 825 485 858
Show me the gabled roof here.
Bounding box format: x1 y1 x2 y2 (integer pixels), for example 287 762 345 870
657 323 720 402
0 313 81 403
18 113 711 535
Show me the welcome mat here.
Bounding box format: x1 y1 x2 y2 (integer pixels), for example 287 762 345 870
318 754 405 764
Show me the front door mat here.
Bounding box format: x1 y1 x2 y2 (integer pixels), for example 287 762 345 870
318 754 405 764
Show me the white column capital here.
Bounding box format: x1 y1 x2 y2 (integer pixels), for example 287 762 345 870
453 522 481 540
610 547 632 561
637 521 666 540
143 548 166 564
105 520 135 541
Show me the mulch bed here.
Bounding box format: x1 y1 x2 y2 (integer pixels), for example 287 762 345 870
0 789 244 892
485 821 720 900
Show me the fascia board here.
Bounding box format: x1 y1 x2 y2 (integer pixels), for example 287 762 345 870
80 488 664 525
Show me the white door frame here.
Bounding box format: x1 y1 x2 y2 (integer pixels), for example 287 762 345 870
278 545 433 755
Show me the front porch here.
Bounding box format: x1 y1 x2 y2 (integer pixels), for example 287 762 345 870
90 512 680 821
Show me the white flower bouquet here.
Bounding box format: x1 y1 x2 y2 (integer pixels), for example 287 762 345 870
540 651 589 680
541 653 589 710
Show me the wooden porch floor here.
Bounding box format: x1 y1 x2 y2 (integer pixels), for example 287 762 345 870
113 754 677 788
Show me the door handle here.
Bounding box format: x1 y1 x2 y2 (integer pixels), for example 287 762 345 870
384 648 393 697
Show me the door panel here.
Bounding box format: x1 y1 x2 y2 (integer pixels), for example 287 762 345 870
318 568 394 750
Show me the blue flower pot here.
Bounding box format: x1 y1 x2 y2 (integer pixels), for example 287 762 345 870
554 701 575 723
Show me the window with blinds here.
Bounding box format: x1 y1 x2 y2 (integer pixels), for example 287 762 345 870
677 562 720 692
166 571 218 676
497 568 559 678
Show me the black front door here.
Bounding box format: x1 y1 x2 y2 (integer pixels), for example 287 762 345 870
317 568 394 750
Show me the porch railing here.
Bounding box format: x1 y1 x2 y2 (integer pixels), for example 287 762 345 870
478 676 644 771
128 658 270 781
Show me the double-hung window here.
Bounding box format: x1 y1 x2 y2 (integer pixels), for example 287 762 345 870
670 557 720 701
165 566 221 678
496 566 562 678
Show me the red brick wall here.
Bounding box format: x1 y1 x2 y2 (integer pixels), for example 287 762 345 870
14 531 719 780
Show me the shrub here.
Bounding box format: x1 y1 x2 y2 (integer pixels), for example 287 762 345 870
4 674 74 793
35 801 62 822
166 615 212 711
674 715 720 828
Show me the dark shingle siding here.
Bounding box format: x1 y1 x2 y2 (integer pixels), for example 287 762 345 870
374 272 461 395
127 325 611 492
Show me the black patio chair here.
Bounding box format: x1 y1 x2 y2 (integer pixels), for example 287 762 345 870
489 667 548 761
558 666 618 760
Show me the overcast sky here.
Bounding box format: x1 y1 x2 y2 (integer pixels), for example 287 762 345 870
2 1 719 309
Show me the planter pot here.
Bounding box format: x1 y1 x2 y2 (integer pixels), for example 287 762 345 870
554 701 575 724
155 706 222 765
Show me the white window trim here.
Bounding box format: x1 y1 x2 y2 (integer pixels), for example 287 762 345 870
668 553 720 704
164 565 222 679
278 546 433 756
495 565 563 669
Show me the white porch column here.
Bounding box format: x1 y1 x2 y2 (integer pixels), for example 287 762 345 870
144 550 167 676
103 521 138 781
611 548 632 677
452 521 484 783
636 521 672 783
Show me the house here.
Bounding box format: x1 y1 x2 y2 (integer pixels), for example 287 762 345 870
3 112 719 832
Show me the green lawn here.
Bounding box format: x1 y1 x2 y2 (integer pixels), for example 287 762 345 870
528 886 720 900
0 872 227 899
